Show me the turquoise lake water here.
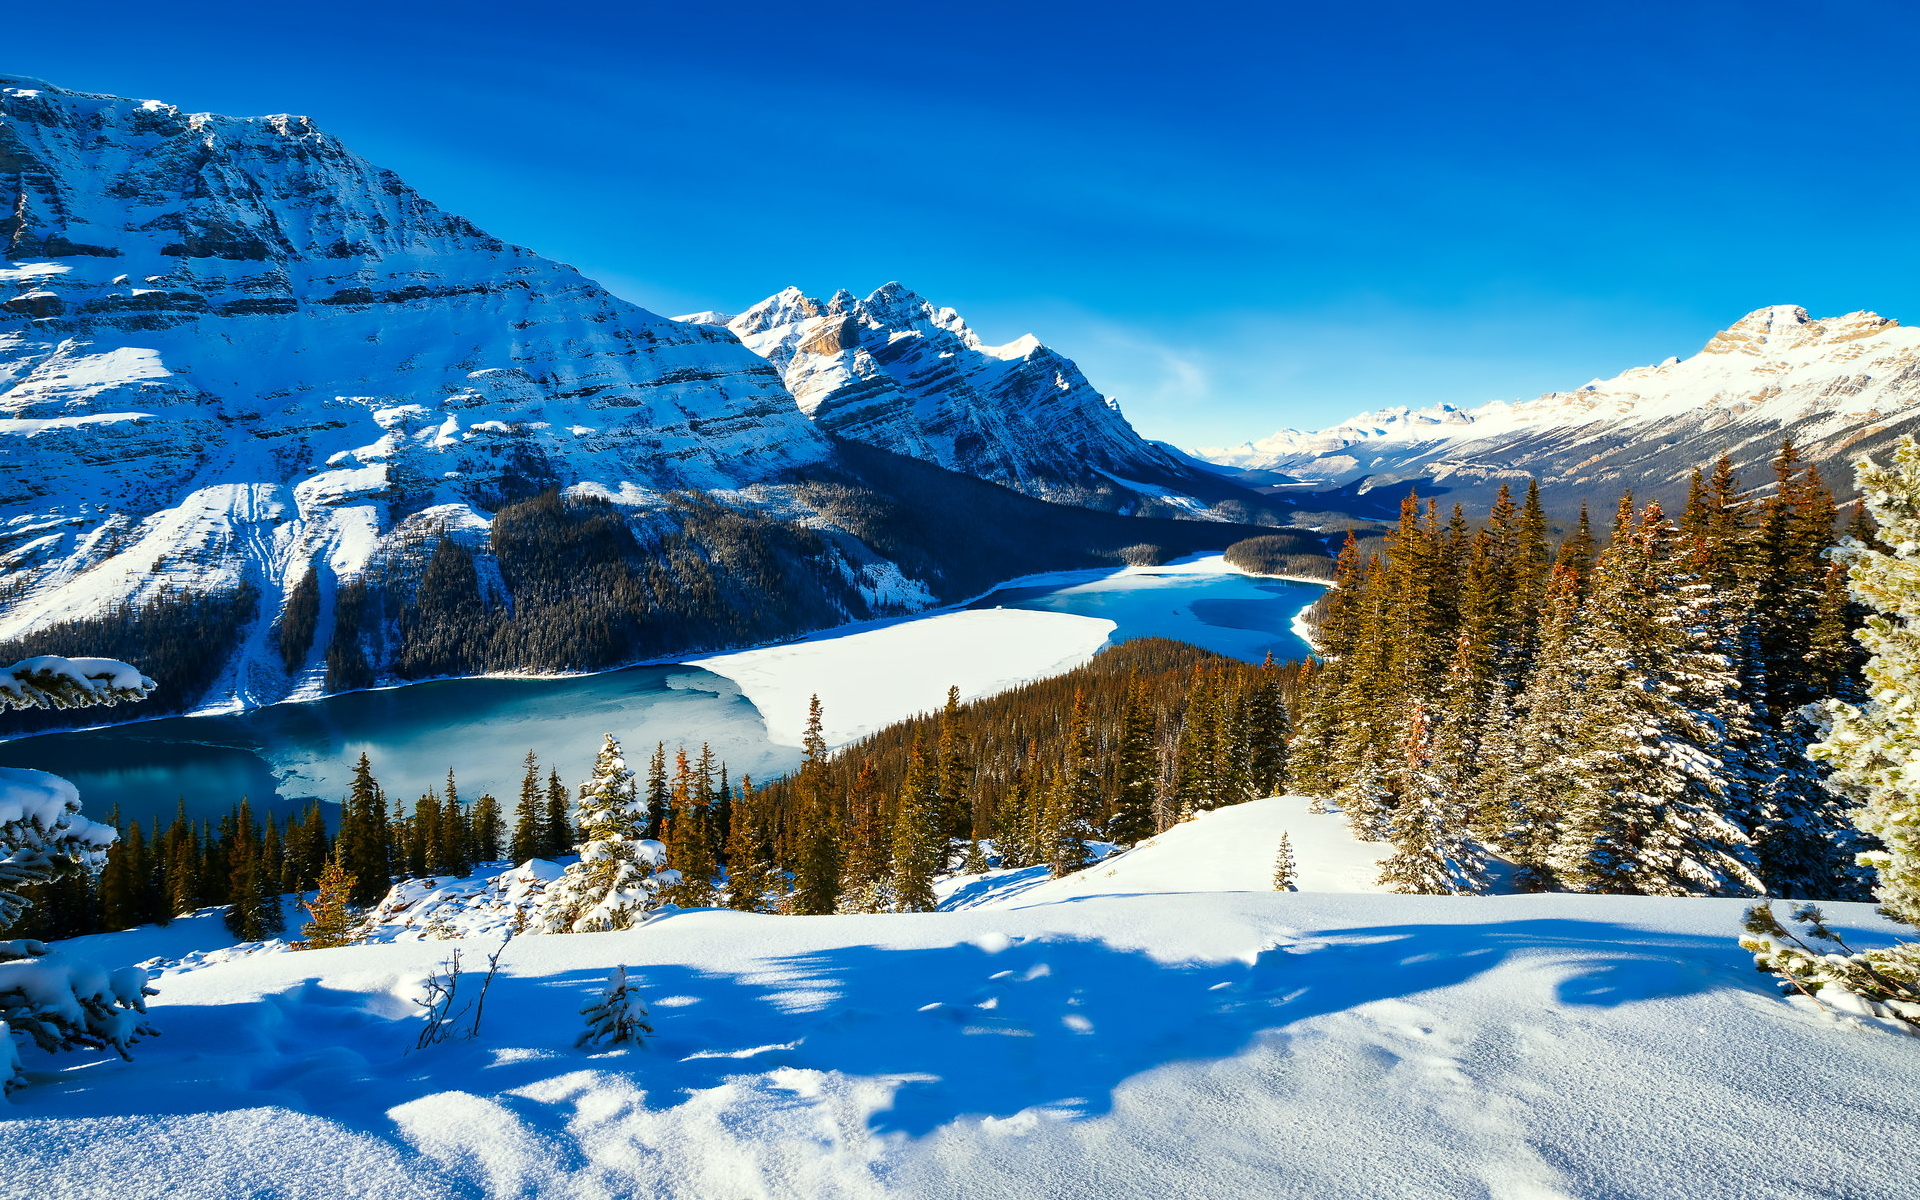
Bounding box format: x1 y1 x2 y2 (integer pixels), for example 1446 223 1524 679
0 564 1325 822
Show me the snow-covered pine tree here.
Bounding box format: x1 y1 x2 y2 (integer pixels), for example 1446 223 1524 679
1 656 159 1094
1272 832 1297 891
1378 701 1488 894
1544 505 1764 897
837 758 894 913
1745 434 1920 1029
531 735 673 934
576 965 654 1049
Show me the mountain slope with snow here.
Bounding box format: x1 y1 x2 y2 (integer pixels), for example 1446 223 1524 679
0 75 831 676
12 796 1918 1198
1198 305 1920 513
684 285 1248 518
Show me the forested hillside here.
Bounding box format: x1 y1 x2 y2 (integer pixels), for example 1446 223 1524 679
1291 440 1873 899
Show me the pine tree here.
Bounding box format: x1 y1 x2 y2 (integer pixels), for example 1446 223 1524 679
534 734 671 933
661 746 718 908
1272 832 1296 891
1378 702 1487 894
1046 691 1101 876
1245 655 1291 798
576 966 654 1049
287 801 331 893
643 742 670 841
298 856 359 949
792 700 842 915
890 735 942 912
469 792 504 863
838 758 894 912
723 777 777 912
1747 435 1920 1031
1107 678 1159 844
96 809 141 932
544 769 572 859
937 685 972 846
1544 504 1763 897
336 753 391 907
511 751 544 863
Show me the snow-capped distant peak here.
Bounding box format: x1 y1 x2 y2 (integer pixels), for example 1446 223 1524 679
1192 304 1920 509
671 310 736 326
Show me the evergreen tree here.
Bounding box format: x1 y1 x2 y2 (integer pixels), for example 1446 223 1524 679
1544 504 1763 897
224 798 285 940
661 747 719 908
889 735 942 912
534 734 671 933
839 758 893 912
1046 691 1101 876
469 792 504 863
336 753 391 907
1272 832 1296 891
576 966 654 1049
723 777 777 913
792 700 842 915
544 768 572 859
1245 655 1291 798
298 856 359 949
511 751 544 863
1108 677 1159 844
937 685 972 845
96 809 141 932
1378 702 1487 894
643 742 670 841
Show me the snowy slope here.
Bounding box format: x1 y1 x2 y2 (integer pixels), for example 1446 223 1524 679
692 607 1116 750
684 285 1232 516
0 75 826 700
1197 305 1920 512
12 875 1918 1198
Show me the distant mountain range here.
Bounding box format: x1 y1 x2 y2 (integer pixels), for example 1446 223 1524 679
0 74 1303 721
1195 305 1920 516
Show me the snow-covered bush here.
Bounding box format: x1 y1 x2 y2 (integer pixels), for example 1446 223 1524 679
531 736 675 934
577 965 652 1049
0 657 158 1093
1744 436 1920 1032
0 941 158 1094
356 859 564 943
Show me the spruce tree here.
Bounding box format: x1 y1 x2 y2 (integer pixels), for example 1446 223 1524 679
298 856 359 949
661 747 719 908
1046 691 1101 876
544 769 572 859
337 753 391 907
469 792 504 863
1108 678 1159 844
792 701 843 915
1272 832 1297 891
96 809 141 932
890 735 942 912
644 742 670 841
1378 702 1487 894
839 758 893 912
723 777 777 913
1544 504 1763 897
534 734 671 933
511 750 544 863
937 686 972 845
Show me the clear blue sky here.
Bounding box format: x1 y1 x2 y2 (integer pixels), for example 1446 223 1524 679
14 1 1919 445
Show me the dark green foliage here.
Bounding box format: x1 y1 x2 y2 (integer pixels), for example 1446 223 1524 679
0 585 258 735
324 579 378 693
1223 535 1338 580
278 568 321 673
335 753 391 907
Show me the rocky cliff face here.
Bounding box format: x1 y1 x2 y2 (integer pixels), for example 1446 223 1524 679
1196 305 1920 515
0 75 838 705
686 284 1233 517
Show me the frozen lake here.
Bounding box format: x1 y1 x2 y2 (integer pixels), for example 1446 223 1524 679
0 557 1326 823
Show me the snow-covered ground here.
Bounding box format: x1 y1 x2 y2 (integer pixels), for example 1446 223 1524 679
11 799 1919 1199
691 609 1115 749
939 796 1399 911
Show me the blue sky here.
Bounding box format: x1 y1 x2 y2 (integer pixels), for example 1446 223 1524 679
15 1 1919 444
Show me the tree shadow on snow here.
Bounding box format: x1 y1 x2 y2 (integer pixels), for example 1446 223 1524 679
14 913 1774 1146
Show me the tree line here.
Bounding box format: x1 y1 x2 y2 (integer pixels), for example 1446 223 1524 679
1289 440 1874 898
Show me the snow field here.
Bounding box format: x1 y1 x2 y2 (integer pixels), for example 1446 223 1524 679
692 608 1116 749
939 796 1398 911
10 804 1920 1199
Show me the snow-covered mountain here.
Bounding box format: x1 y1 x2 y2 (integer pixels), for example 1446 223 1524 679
0 75 830 652
1196 306 1920 513
681 285 1232 517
